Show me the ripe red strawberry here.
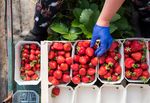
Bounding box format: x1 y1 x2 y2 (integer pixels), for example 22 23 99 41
77 47 85 55
62 74 71 83
63 43 72 51
66 57 73 65
30 49 36 55
25 64 31 70
82 76 90 83
141 63 148 70
79 68 86 76
57 56 65 64
114 64 122 75
29 54 36 61
53 42 64 50
23 49 29 54
30 44 37 50
65 52 71 58
112 75 118 81
133 68 143 77
53 70 62 79
22 53 29 59
35 50 40 55
109 41 119 52
124 47 131 54
49 69 54 76
51 78 59 85
125 58 135 69
91 57 98 66
49 61 57 69
48 76 53 82
141 71 150 80
125 70 131 79
57 51 65 56
23 44 30 49
131 75 138 80
130 40 143 52
73 71 79 76
105 57 115 66
60 63 68 71
49 51 55 59
82 41 90 48
77 41 83 47
52 86 60 96
71 64 79 71
109 52 116 58
23 75 31 81
131 52 142 61
79 56 87 65
31 74 39 80
72 76 81 84
87 68 95 76
99 55 105 65
89 75 95 82
114 53 121 61
73 55 80 62
99 66 108 76
124 40 131 46
85 47 94 57
26 70 34 76
104 72 111 81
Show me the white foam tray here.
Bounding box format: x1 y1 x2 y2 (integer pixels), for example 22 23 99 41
99 84 125 103
15 41 41 85
73 85 99 103
125 84 150 103
123 38 150 83
98 39 124 84
49 85 74 103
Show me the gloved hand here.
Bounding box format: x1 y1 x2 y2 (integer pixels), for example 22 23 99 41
90 24 113 56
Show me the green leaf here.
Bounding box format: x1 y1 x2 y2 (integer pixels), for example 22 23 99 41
90 3 98 11
79 0 89 9
73 8 82 20
71 20 81 27
110 24 118 33
111 14 121 22
69 27 82 35
63 34 78 41
80 9 93 25
50 22 69 34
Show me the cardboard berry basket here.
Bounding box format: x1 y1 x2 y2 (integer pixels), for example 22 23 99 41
98 39 124 84
123 38 150 83
44 41 73 85
98 84 125 103
15 41 41 85
125 84 150 103
48 85 74 103
72 40 98 85
73 85 99 103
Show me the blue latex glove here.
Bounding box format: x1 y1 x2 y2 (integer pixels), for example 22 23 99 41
90 24 113 56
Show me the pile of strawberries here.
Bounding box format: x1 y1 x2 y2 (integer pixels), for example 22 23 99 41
48 42 72 85
124 40 149 81
20 43 40 81
71 41 98 84
98 41 122 82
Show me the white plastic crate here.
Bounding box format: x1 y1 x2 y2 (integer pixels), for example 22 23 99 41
125 84 150 103
73 85 99 103
123 38 150 83
98 40 124 84
15 41 41 85
99 84 125 103
49 85 74 103
72 40 98 85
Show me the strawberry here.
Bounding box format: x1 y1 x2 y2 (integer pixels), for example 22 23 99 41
85 47 94 57
81 76 90 83
53 42 64 50
30 49 36 55
49 69 54 76
114 53 121 61
25 64 31 70
26 70 34 76
133 68 143 77
131 75 138 80
53 70 62 79
48 76 53 82
130 40 143 52
77 47 85 55
109 52 116 58
65 52 71 58
66 57 73 65
73 55 80 62
141 63 148 70
91 57 98 66
30 44 37 50
131 52 142 61
73 71 79 76
141 71 150 80
79 56 87 65
77 41 83 47
49 61 57 69
23 44 30 49
104 72 111 81
124 47 131 54
62 74 71 83
23 75 31 81
99 55 105 65
89 75 95 82
125 58 135 69
124 40 131 46
57 56 65 64
99 66 108 76
79 68 86 76
51 78 59 85
105 57 115 66
71 64 79 71
87 68 95 76
82 41 90 48
31 74 39 80
22 53 29 59
29 54 36 61
52 86 60 96
63 43 72 51
60 63 68 71
80 64 88 69
112 75 118 81
114 64 122 75
35 50 40 55
57 51 65 56
72 76 80 84
23 49 29 54
125 70 132 79
109 41 119 52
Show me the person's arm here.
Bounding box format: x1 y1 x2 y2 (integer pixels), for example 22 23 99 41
97 0 125 26
91 0 125 56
